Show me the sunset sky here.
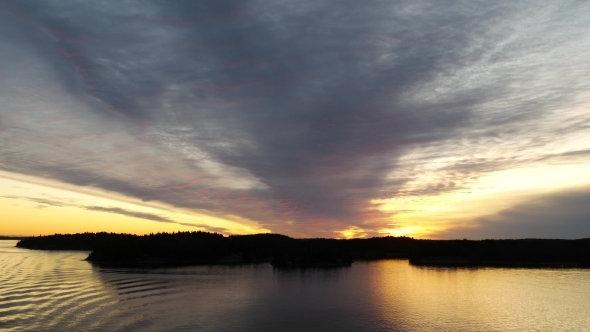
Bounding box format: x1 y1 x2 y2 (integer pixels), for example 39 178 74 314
1 1 590 239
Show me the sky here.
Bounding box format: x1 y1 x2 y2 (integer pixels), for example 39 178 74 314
1 0 590 239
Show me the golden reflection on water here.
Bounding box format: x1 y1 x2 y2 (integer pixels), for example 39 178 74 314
368 260 590 331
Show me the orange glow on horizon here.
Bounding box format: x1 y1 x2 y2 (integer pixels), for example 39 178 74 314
0 171 269 237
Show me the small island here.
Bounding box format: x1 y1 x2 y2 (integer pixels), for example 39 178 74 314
15 232 590 269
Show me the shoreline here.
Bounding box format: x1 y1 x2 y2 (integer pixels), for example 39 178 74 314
16 232 590 269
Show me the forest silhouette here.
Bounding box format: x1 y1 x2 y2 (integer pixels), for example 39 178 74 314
16 232 590 268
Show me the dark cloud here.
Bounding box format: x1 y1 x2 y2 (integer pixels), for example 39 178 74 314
84 206 175 223
29 198 64 207
84 206 229 233
1 0 590 237
1 193 227 232
0 195 64 207
443 188 590 239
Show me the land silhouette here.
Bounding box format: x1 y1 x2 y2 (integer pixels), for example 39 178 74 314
16 232 590 268
0 236 27 240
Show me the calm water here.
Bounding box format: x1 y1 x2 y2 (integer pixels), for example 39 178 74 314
2 240 590 331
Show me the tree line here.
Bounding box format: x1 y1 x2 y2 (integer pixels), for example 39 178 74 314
16 232 590 268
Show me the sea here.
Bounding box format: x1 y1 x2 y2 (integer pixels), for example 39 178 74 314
1 240 589 331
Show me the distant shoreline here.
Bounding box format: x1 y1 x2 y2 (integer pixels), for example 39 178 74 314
0 236 28 240
15 232 590 269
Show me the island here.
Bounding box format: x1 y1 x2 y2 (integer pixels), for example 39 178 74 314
16 232 590 268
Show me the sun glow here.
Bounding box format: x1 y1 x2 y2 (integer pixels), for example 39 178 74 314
373 161 590 239
378 226 436 238
339 226 369 239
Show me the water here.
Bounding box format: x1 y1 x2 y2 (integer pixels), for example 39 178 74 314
1 240 590 331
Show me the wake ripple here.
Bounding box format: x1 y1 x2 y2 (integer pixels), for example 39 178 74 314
0 242 181 332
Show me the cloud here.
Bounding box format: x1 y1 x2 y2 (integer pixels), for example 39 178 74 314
84 206 175 223
1 193 228 232
442 188 590 239
1 1 590 237
0 195 64 207
83 206 229 233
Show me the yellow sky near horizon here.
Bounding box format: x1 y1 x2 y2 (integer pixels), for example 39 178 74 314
0 171 269 237
373 161 590 239
4 153 590 239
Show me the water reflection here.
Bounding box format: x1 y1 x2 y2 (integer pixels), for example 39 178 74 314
93 265 270 331
236 266 387 332
369 260 590 331
2 241 590 331
92 265 372 332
